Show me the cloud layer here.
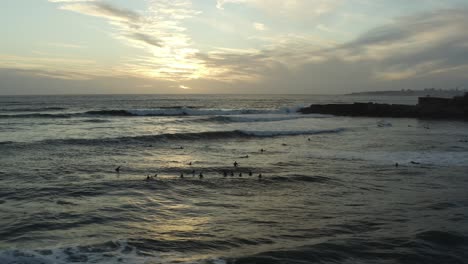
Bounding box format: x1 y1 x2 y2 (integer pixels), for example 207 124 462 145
1 1 467 94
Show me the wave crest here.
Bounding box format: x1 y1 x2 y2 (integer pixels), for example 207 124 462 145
0 107 305 118
32 128 345 146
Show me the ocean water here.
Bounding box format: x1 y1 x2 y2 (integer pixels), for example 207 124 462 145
0 94 467 264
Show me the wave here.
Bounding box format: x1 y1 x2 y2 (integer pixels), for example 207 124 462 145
207 114 330 123
226 230 467 264
84 110 135 116
81 119 111 123
0 107 67 112
0 240 150 264
239 128 345 137
0 107 304 119
0 113 74 118
29 128 345 146
105 107 301 116
0 238 241 264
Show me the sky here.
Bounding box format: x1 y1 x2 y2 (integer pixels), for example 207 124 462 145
1 0 468 95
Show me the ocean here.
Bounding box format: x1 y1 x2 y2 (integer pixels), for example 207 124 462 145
0 94 467 264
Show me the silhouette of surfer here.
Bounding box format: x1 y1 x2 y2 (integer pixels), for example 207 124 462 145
233 161 238 167
115 166 121 173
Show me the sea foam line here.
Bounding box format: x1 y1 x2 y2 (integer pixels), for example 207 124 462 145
0 106 307 119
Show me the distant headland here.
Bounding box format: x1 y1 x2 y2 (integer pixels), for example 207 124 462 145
299 93 468 120
346 88 467 97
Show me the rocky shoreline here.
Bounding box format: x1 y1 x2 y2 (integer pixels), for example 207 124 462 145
299 93 468 120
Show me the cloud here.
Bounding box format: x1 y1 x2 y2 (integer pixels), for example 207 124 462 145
253 22 266 31
59 1 140 22
0 68 180 95
48 0 94 2
128 33 162 47
330 9 468 80
45 42 86 49
193 8 468 86
216 0 342 18
0 54 107 80
50 0 204 81
193 35 331 82
6 2 468 94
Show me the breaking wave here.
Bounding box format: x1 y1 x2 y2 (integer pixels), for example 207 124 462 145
0 107 304 119
0 240 150 264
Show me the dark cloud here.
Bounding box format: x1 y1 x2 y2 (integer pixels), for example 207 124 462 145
0 68 175 95
58 1 141 23
129 33 162 47
331 9 468 79
195 8 468 91
92 1 140 22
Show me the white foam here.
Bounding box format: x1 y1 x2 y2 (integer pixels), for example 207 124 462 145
0 240 154 264
0 245 231 264
127 106 305 117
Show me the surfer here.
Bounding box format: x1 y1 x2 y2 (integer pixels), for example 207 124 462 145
115 166 120 173
258 173 262 179
395 162 399 167
199 172 203 179
223 170 227 177
180 172 184 178
248 170 252 176
233 161 238 167
239 172 242 177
